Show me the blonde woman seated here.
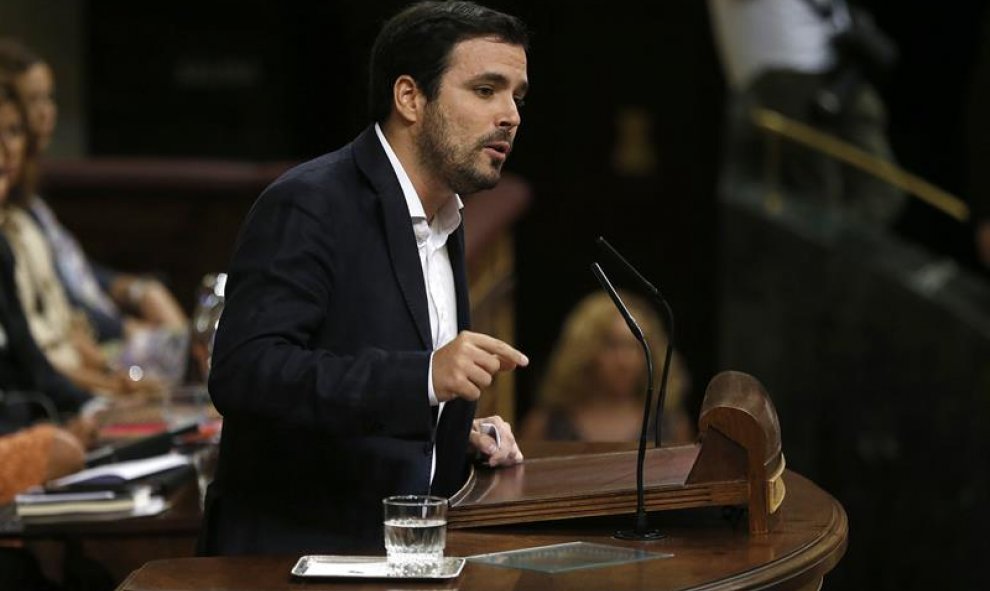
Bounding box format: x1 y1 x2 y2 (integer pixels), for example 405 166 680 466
521 291 694 444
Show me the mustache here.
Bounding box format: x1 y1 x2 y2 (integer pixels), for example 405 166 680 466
478 129 513 149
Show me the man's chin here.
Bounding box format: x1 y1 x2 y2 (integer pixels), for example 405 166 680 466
483 160 506 183
479 170 502 190
452 165 501 194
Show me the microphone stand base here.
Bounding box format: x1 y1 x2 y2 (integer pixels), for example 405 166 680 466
613 529 666 541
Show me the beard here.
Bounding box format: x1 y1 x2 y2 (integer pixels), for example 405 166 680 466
416 101 510 195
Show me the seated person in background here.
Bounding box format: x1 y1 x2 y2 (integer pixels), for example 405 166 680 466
521 291 694 444
0 81 160 397
0 38 187 345
1 231 103 454
0 86 97 504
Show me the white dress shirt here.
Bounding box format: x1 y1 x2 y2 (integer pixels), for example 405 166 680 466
375 123 463 483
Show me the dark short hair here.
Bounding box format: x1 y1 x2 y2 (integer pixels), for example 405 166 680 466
0 38 43 79
368 1 528 124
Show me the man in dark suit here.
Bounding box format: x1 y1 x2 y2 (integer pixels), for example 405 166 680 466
201 1 531 555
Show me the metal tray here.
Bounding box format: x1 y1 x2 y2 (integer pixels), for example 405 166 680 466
291 555 465 580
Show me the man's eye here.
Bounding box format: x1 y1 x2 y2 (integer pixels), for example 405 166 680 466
514 97 526 108
476 87 494 97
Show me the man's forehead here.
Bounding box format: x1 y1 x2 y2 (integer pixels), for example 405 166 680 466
447 37 528 81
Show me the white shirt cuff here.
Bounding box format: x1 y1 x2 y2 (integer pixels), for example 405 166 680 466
427 351 439 406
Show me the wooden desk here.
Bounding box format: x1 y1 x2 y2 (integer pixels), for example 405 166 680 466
114 471 846 591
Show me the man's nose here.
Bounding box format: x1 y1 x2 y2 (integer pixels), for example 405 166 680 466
497 95 521 129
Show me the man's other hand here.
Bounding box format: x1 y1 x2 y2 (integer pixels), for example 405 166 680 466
470 415 524 467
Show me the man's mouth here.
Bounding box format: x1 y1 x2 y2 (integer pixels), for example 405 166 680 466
482 140 512 163
484 141 511 155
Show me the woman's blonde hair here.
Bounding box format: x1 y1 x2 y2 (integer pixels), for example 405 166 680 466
537 290 689 412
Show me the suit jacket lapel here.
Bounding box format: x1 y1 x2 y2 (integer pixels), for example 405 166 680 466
448 223 471 331
353 126 432 349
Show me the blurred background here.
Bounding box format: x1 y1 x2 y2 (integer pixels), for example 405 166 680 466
3 0 990 588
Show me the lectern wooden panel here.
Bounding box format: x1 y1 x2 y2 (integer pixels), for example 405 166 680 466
451 371 785 534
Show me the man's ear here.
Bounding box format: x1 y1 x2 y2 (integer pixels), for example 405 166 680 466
393 75 426 124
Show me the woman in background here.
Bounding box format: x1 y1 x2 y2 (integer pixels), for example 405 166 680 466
0 72 157 397
521 291 694 444
0 38 187 345
0 82 91 499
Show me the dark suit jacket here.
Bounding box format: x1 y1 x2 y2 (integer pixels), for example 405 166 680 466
0 233 92 436
201 126 475 555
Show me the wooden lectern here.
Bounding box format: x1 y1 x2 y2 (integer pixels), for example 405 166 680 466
112 370 847 591
450 370 786 535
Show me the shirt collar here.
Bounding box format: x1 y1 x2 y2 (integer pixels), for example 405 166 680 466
374 123 463 240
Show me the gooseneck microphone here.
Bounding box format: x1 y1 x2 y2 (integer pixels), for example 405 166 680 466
591 262 664 540
597 236 675 447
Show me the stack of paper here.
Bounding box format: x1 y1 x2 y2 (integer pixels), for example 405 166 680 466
15 486 163 518
14 453 190 520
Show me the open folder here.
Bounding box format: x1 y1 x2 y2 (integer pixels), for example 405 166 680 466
51 453 191 489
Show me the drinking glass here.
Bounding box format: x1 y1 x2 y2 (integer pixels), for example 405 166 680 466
382 495 448 575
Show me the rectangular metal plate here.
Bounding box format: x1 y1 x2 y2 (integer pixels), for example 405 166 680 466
291 555 465 580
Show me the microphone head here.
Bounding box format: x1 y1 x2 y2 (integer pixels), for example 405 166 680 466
595 236 661 299
591 262 647 343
